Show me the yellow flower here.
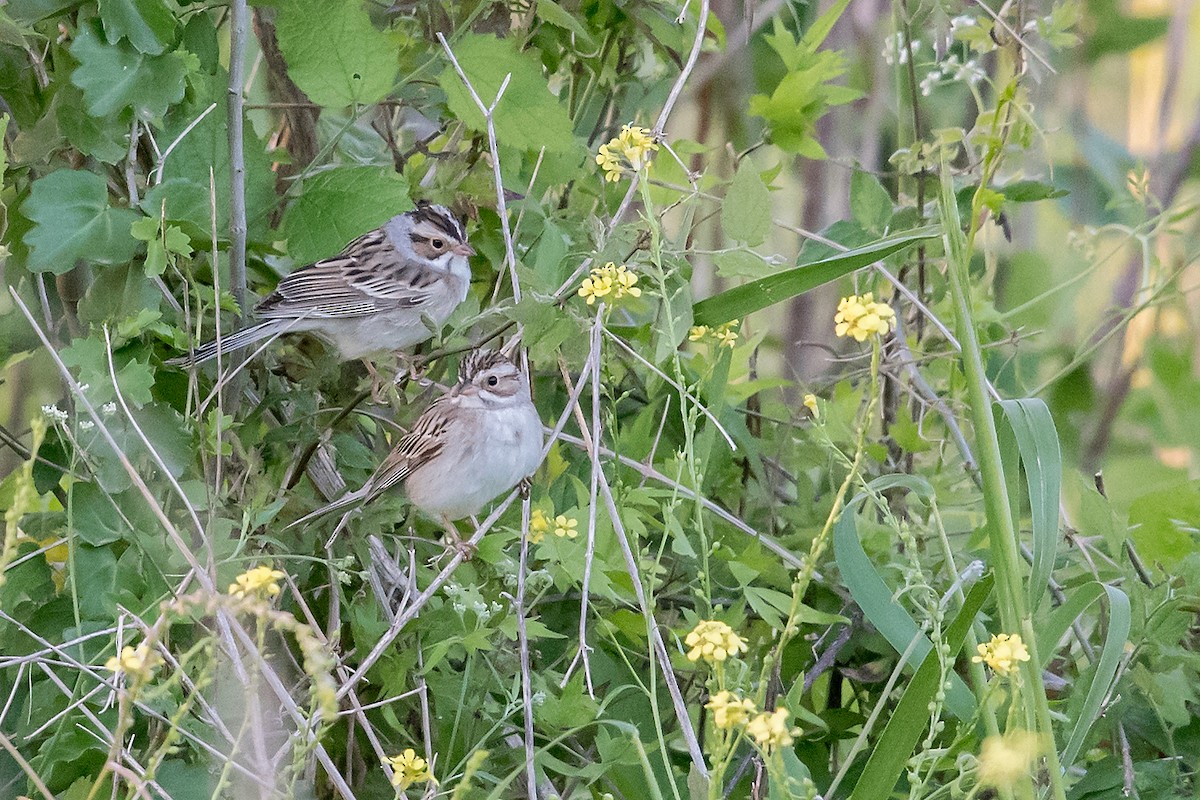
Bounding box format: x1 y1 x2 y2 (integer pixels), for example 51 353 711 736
705 690 757 730
596 124 659 181
684 619 748 663
977 732 1043 788
578 262 641 305
553 515 578 539
745 707 797 750
972 632 1031 676
228 565 287 600
802 394 819 418
105 643 162 682
714 324 738 348
529 508 550 544
384 748 436 791
688 325 710 341
834 292 896 341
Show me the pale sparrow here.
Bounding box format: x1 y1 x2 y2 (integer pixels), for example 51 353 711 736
289 348 544 544
169 202 474 366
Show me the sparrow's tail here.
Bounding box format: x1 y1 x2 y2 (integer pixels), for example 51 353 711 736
285 489 367 532
166 320 284 367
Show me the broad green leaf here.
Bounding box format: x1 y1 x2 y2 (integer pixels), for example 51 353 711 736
691 227 939 327
847 574 993 800
99 0 176 55
21 170 140 272
833 491 976 721
55 84 128 163
1128 481 1200 571
850 169 892 233
281 166 414 264
721 161 771 246
275 0 397 107
72 483 126 546
713 249 772 279
156 73 275 238
439 34 577 154
70 21 188 120
997 399 1062 614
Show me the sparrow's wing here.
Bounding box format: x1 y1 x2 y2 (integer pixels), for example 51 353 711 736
256 229 449 320
361 398 455 501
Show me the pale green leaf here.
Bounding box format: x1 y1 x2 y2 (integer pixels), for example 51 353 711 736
21 170 140 273
55 84 128 164
99 0 176 55
275 0 398 107
282 166 414 264
721 162 771 246
713 249 771 279
850 169 893 233
439 34 577 153
70 21 187 120
534 0 596 48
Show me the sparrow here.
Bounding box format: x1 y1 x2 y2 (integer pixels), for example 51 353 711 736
289 348 544 547
169 202 474 366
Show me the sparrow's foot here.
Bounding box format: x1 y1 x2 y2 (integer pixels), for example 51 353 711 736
363 359 391 405
518 477 532 499
439 518 476 561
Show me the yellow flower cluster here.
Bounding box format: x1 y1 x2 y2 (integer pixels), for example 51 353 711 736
384 748 436 791
529 508 550 543
579 262 642 305
596 124 659 182
705 690 757 729
746 707 797 750
834 293 896 341
105 643 162 682
972 632 1030 676
685 619 748 664
977 732 1043 788
228 565 286 600
688 323 739 348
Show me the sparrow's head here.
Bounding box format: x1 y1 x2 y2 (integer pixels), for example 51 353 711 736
454 349 529 406
385 202 474 267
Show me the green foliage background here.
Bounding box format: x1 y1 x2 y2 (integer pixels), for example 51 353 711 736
1 0 1199 798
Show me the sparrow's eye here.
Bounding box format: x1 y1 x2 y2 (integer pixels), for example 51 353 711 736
486 375 499 387
431 238 445 250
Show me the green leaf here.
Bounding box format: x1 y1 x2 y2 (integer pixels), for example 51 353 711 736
282 166 414 264
997 399 1062 614
833 491 976 722
21 170 140 273
99 0 176 55
721 162 771 246
534 0 596 48
1060 585 1131 768
439 34 577 154
692 227 939 327
847 574 993 800
850 170 892 233
713 249 771 279
70 20 188 120
55 84 128 164
1128 481 1200 571
72 483 126 546
275 0 397 107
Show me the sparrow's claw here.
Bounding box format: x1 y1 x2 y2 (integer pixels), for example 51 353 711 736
519 477 532 499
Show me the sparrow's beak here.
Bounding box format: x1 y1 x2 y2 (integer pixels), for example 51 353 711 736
452 242 475 257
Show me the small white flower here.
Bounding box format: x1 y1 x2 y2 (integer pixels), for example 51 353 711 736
41 404 68 423
79 420 95 430
452 602 467 615
531 691 547 706
950 14 975 35
101 402 117 416
919 69 941 96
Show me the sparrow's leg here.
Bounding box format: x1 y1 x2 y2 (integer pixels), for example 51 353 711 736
363 359 390 404
439 516 476 561
518 477 532 499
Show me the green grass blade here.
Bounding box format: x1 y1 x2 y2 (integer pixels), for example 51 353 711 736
847 574 995 800
833 494 976 721
997 399 1063 614
1034 581 1105 669
1060 585 1131 768
690 227 940 327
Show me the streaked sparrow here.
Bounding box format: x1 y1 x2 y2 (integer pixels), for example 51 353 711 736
169 202 474 366
290 348 544 546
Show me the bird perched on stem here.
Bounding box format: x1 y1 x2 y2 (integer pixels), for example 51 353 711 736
289 346 544 553
169 202 474 367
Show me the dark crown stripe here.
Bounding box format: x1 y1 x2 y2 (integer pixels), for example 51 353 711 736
459 350 510 382
413 201 465 242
